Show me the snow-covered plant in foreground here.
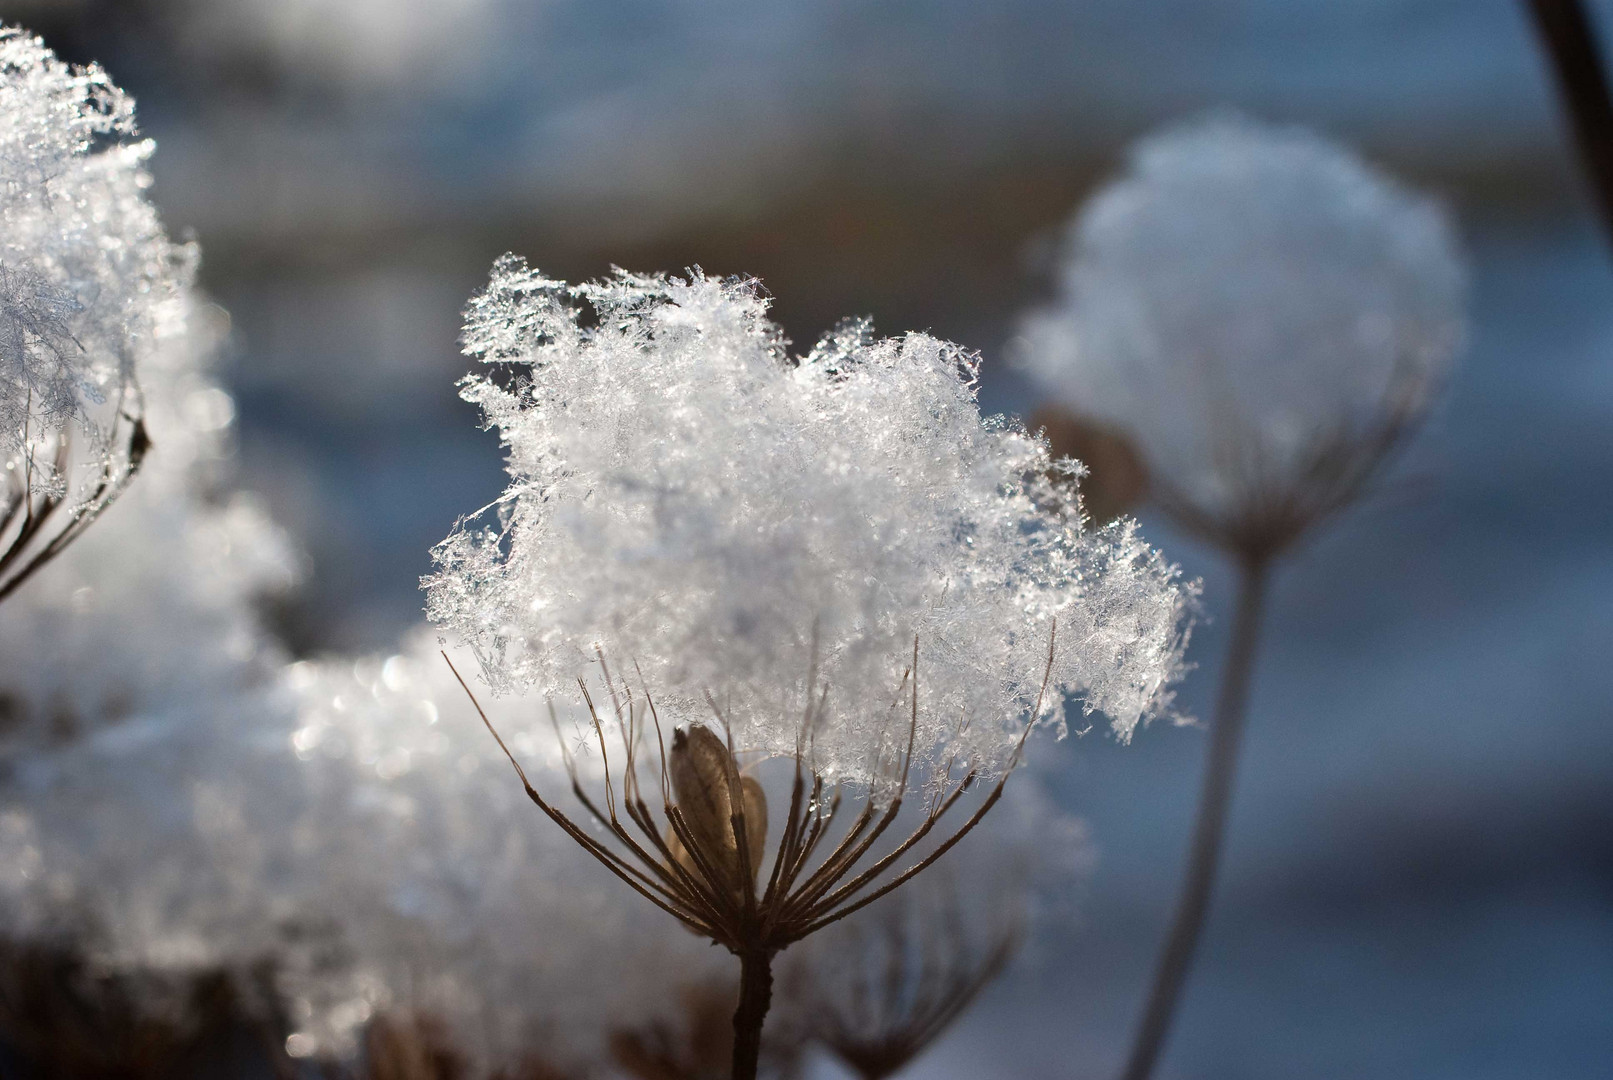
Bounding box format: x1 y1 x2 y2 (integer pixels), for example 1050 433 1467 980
426 261 1193 1080
1019 112 1465 558
0 27 193 601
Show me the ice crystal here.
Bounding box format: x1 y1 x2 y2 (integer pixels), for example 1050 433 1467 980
1019 114 1466 551
427 262 1193 773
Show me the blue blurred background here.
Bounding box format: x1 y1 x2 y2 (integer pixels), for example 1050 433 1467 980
4 1 1610 1077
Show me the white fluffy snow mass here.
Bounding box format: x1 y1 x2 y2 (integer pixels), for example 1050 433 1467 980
427 261 1194 782
1019 113 1466 536
0 27 191 462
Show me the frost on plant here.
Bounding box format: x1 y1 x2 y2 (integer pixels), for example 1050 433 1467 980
1019 113 1466 554
0 27 193 599
427 261 1193 766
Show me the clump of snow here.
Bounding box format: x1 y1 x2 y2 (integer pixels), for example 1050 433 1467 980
0 26 192 477
427 262 1194 779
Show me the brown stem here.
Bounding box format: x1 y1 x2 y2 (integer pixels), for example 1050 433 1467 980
731 948 775 1080
1526 0 1613 249
1118 558 1270 1080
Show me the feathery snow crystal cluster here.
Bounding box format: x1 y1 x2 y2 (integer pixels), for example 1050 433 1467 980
1019 113 1465 537
427 261 1193 781
0 27 191 465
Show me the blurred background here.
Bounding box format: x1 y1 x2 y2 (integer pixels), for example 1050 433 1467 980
3 1 1610 1077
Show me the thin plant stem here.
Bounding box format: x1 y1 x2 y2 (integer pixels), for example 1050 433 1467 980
732 948 775 1080
1526 0 1613 249
1118 557 1271 1080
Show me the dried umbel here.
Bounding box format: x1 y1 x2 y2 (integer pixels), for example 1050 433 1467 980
776 773 1082 1080
271 636 729 1073
454 638 1053 1080
1018 115 1469 1080
0 28 193 603
791 891 1016 1080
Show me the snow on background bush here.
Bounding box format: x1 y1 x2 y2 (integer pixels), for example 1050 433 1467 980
427 262 1195 789
1018 113 1466 536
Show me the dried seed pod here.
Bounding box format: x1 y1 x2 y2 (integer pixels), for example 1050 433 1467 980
669 725 767 897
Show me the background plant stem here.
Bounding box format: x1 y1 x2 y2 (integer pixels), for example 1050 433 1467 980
1526 0 1613 248
1118 557 1271 1080
731 948 774 1080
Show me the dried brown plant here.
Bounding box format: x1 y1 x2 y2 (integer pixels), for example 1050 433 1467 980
787 875 1020 1080
447 633 1052 1080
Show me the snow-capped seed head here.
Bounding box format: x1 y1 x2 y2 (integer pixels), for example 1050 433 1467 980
1019 112 1467 557
426 261 1193 780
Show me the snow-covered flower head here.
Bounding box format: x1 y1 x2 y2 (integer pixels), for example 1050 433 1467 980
1019 113 1466 557
427 260 1192 782
0 27 193 598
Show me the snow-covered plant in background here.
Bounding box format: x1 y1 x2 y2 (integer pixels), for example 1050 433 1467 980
0 186 298 1069
426 261 1193 1079
1017 113 1467 1080
1020 112 1464 558
0 27 193 603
